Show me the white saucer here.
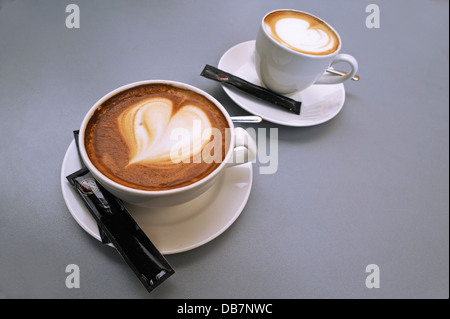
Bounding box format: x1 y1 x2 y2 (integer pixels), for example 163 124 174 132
218 40 346 127
61 140 253 255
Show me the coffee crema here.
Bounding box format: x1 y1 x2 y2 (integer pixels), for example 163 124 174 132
84 84 229 191
264 10 339 56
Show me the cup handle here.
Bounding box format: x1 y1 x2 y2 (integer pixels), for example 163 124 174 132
315 53 358 85
227 127 257 167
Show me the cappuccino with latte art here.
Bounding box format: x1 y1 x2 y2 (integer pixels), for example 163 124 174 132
264 10 339 56
84 83 229 191
79 80 256 207
255 9 358 94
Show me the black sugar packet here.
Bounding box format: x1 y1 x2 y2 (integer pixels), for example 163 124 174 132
73 130 110 245
200 64 302 115
67 131 174 293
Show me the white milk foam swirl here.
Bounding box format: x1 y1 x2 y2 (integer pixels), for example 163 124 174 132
274 18 334 53
117 97 212 165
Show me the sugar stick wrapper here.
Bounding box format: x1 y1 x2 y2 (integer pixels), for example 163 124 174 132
201 64 301 115
66 167 175 293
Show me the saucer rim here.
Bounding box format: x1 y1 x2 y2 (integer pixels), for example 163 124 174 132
218 40 346 127
60 140 253 254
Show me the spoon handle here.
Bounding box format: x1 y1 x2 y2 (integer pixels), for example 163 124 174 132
326 68 360 81
231 116 263 123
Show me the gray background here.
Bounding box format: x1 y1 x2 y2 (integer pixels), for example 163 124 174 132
0 0 448 299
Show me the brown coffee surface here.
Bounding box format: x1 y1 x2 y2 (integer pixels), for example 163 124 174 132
264 10 339 56
85 84 229 191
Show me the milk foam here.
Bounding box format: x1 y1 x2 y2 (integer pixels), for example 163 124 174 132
274 18 335 54
264 11 339 55
117 97 212 165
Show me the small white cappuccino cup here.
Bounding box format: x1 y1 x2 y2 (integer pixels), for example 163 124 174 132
255 9 358 94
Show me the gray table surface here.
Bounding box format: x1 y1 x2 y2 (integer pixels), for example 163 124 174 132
0 0 448 299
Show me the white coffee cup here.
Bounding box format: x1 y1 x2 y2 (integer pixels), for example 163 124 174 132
79 80 257 207
255 9 358 94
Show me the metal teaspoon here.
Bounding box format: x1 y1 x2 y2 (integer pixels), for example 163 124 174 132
231 116 263 123
326 67 360 81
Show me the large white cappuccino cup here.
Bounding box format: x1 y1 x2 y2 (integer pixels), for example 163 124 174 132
255 9 358 94
79 80 257 208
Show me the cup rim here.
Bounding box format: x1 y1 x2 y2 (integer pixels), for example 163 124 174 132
261 9 342 58
79 80 235 196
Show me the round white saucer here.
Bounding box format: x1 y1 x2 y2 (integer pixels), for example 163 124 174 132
61 140 253 255
218 40 346 127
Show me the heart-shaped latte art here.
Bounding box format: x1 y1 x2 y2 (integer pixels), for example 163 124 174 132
117 97 212 165
272 18 335 54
